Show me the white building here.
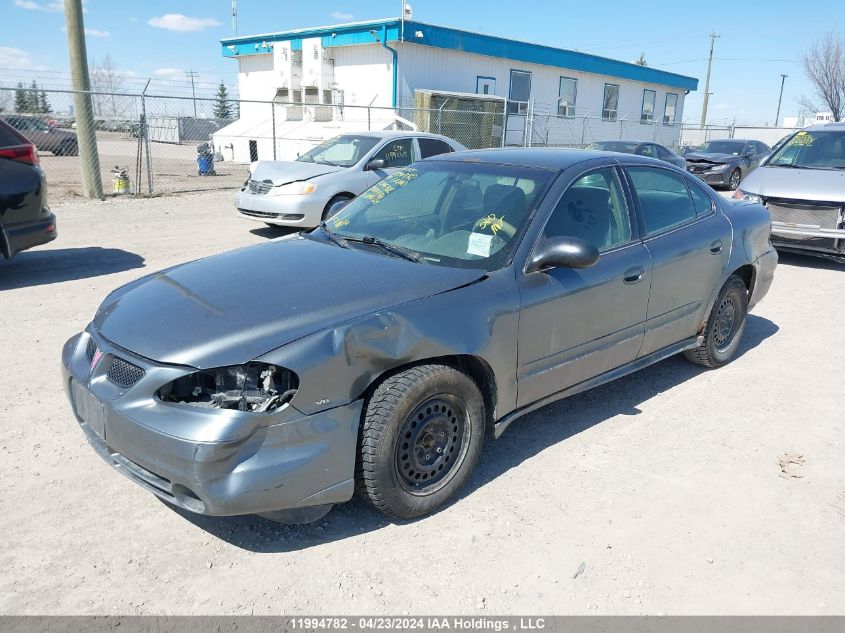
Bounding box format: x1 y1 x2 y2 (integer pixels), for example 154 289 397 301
214 17 698 162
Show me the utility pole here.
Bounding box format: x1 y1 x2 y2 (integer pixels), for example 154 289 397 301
700 32 719 129
231 0 237 36
775 74 788 127
64 0 102 198
186 70 198 118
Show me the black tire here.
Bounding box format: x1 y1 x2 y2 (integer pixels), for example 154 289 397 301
357 363 485 519
727 168 741 191
684 275 748 368
322 194 353 221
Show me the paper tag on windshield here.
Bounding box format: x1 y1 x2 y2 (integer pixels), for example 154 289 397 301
467 232 493 258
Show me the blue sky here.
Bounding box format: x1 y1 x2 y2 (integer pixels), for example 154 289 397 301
1 0 841 124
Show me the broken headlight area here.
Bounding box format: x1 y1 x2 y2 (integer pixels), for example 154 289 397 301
158 363 299 412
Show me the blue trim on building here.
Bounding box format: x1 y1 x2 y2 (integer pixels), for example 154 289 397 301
220 18 698 91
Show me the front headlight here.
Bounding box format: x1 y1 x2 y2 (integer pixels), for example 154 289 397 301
158 363 299 413
709 164 728 171
732 189 761 204
275 180 318 195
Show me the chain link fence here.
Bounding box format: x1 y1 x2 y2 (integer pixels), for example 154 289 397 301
2 86 746 200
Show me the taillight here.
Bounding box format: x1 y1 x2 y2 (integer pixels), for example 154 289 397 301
0 143 39 165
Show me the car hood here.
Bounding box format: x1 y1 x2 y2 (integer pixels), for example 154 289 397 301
250 160 343 185
740 166 845 203
685 152 739 164
93 236 484 368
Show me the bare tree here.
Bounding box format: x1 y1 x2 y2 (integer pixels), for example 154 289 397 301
801 32 845 122
90 54 124 119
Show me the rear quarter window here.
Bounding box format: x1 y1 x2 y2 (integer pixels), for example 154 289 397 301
0 121 27 148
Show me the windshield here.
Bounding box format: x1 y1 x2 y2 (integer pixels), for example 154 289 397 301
766 130 845 170
316 161 556 270
296 135 380 167
586 141 639 153
694 140 745 155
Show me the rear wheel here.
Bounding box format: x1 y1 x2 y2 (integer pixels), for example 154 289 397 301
684 275 748 368
357 364 485 519
728 168 741 191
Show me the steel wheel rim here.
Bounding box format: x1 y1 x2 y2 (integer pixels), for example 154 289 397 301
395 394 469 495
713 294 739 351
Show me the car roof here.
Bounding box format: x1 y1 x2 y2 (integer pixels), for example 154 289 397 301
804 122 845 131
427 147 669 170
593 139 650 145
340 130 456 140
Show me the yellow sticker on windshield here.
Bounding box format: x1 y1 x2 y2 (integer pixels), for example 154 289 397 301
332 217 349 229
789 132 815 147
478 214 505 235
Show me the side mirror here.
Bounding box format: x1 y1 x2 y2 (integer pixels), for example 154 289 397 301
366 158 387 170
527 237 600 273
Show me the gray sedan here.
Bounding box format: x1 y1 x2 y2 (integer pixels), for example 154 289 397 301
685 139 770 190
62 149 776 524
585 140 686 168
235 131 465 228
1 115 78 156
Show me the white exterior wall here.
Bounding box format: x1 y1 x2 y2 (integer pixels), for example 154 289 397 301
395 43 687 146
332 44 394 107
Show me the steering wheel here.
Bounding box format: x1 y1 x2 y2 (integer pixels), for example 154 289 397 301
471 215 518 239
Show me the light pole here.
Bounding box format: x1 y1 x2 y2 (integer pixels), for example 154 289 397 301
775 74 787 127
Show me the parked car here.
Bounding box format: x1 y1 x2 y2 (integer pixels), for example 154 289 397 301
63 149 776 524
1 115 78 156
235 131 466 228
585 140 686 168
0 119 57 259
734 123 845 262
684 139 770 190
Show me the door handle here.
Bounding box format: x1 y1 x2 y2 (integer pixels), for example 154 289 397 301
710 240 723 254
623 266 645 284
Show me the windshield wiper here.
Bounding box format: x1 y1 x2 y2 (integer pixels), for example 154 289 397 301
768 162 807 169
346 235 421 263
313 159 341 167
317 221 348 248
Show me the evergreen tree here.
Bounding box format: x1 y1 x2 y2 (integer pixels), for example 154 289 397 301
635 53 648 66
14 82 28 112
39 90 50 114
212 81 233 119
29 80 40 111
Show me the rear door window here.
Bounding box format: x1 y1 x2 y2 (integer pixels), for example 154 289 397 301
418 138 454 159
0 123 25 148
686 178 715 216
627 166 697 235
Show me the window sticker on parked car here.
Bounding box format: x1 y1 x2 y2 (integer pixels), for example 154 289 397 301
467 232 494 257
359 167 419 204
477 214 505 235
789 131 815 147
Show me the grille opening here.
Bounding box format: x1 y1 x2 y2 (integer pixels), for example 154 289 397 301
158 364 298 413
172 484 206 513
107 357 146 389
85 338 99 363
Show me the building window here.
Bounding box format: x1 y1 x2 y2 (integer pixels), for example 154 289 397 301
558 77 577 117
476 76 496 95
641 89 656 123
663 93 678 125
508 69 531 115
602 84 619 121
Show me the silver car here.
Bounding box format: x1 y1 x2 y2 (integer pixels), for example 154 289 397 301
734 123 845 262
235 131 466 228
585 140 686 169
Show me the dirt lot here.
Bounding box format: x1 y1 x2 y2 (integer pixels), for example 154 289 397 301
0 190 843 615
42 131 246 201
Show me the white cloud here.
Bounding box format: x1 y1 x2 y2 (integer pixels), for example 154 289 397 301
153 68 184 79
148 14 220 32
715 103 729 110
330 11 354 20
85 28 110 37
0 46 42 69
14 0 64 11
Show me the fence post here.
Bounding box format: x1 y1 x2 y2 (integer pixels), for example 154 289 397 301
580 116 586 147
367 106 371 131
141 83 153 195
271 101 276 160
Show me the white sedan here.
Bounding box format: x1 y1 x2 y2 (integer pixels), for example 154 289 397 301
235 131 466 228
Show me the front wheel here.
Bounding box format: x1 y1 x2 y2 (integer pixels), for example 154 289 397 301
357 364 485 519
684 275 748 368
728 168 741 191
322 194 353 222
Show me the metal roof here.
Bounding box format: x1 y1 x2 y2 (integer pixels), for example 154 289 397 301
220 18 698 91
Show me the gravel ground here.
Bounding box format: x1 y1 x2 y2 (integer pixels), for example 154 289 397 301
0 190 843 615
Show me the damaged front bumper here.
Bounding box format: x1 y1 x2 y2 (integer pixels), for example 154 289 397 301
61 330 362 517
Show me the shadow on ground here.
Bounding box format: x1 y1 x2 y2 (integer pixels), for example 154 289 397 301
775 251 845 272
0 247 145 290
249 225 301 239
172 315 779 552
